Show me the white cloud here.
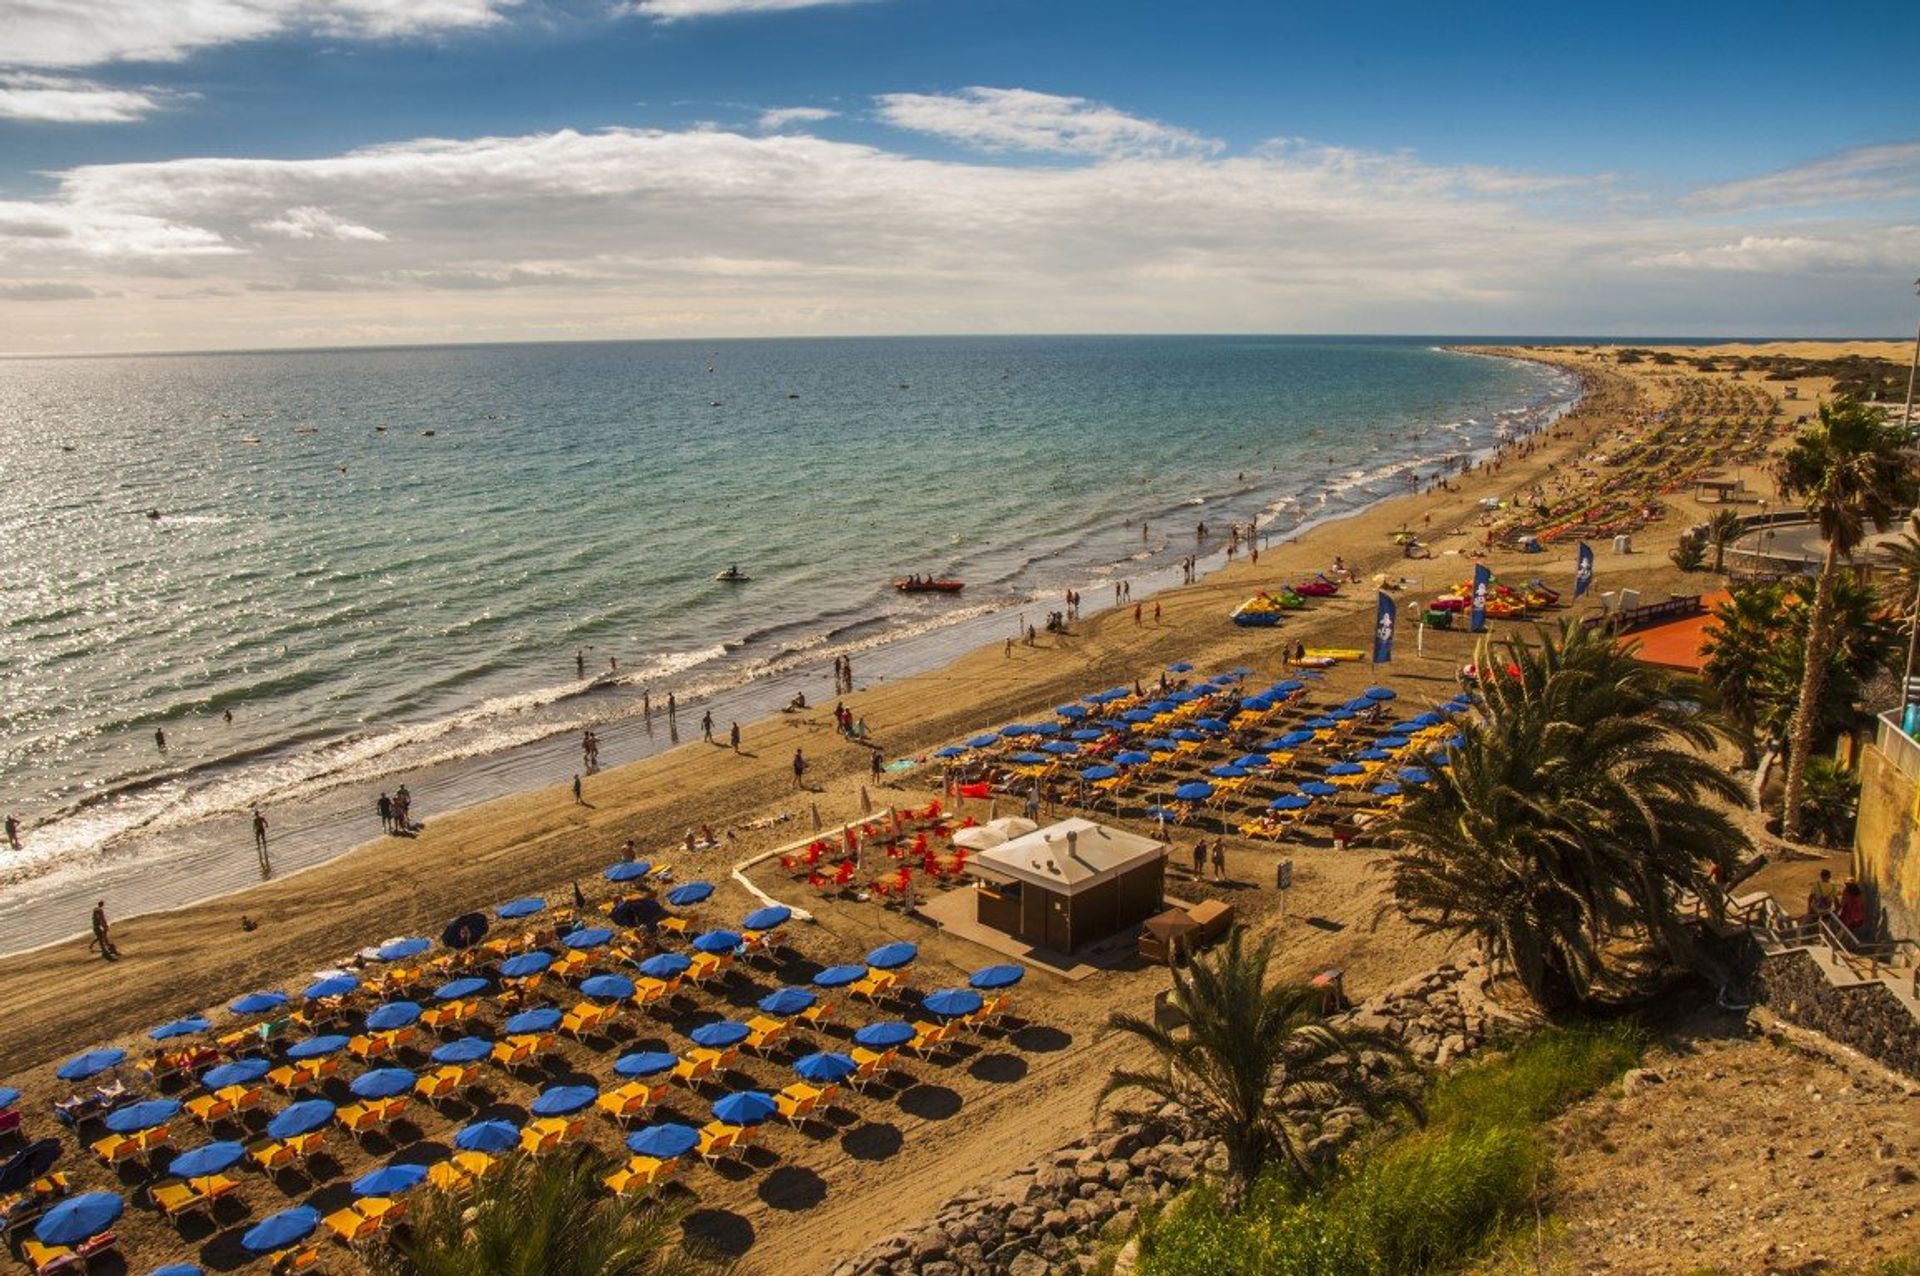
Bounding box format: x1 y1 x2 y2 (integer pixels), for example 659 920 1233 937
5 0 519 70
0 112 1913 351
627 0 873 20
757 106 837 130
253 206 389 241
875 86 1219 158
0 72 166 123
1688 141 1920 212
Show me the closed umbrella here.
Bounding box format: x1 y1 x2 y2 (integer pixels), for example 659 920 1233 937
103 1099 179 1134
348 1069 415 1100
34 1193 123 1248
266 1100 335 1141
626 1123 699 1159
454 1120 520 1153
613 1051 678 1078
711 1091 776 1126
968 964 1024 990
241 1206 321 1254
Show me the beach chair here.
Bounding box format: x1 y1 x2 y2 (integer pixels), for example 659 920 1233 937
247 1138 295 1175
420 1000 472 1032
670 1050 719 1089
631 977 674 1010
685 953 731 986
336 1103 384 1138
849 969 896 1003
848 1046 895 1091
426 1158 473 1197
550 950 590 982
269 1243 322 1276
287 1129 329 1165
348 1034 392 1063
775 1082 833 1125
222 1084 267 1118
519 1117 578 1157
184 1092 233 1126
151 1180 207 1220
696 1122 743 1165
19 1239 77 1275
743 1015 787 1055
323 1204 382 1246
595 1082 664 1126
88 1133 142 1169
905 1021 953 1061
604 1154 677 1198
796 997 833 1030
372 1095 411 1129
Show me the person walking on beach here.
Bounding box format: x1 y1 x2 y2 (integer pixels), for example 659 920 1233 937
571 773 584 804
1191 842 1206 878
870 750 883 780
1211 839 1227 882
1133 602 1142 626
667 693 677 718
729 721 741 752
1153 601 1162 624
395 784 412 832
3 813 17 851
251 807 269 854
90 900 119 960
792 749 807 790
377 792 392 833
701 710 714 743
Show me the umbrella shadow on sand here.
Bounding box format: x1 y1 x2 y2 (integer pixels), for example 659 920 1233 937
681 1207 755 1258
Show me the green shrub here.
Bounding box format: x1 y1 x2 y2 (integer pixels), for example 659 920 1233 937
1428 1024 1645 1135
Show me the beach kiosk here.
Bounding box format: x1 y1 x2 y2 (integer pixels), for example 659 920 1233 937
966 818 1168 953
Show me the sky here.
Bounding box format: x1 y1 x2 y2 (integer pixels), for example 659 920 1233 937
1 0 1917 354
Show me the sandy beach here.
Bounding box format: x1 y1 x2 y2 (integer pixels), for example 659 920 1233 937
0 338 1905 1274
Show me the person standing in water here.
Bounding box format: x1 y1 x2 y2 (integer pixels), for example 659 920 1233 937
377 792 392 833
3 813 17 851
251 807 269 855
576 648 586 678
701 710 714 743
154 727 167 751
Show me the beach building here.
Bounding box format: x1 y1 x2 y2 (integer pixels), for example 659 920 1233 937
966 818 1168 952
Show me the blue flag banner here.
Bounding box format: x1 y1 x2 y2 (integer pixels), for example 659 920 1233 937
1372 591 1396 664
1574 542 1594 599
1469 563 1492 633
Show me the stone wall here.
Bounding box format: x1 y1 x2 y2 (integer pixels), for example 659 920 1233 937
1855 741 1920 943
829 956 1525 1276
1752 947 1920 1082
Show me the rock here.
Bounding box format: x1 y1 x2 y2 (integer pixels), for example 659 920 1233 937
908 1230 947 1262
1622 1067 1666 1096
1006 1205 1039 1233
920 1264 959 1276
1040 1209 1070 1234
1103 1206 1139 1240
1009 1253 1051 1276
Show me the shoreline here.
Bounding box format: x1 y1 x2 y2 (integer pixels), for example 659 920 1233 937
0 349 1579 956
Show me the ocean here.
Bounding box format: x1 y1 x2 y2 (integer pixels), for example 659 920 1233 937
0 336 1577 952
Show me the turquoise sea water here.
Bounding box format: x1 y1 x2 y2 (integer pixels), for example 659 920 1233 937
0 336 1575 946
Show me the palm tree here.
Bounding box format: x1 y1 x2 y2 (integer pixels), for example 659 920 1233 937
1101 927 1419 1210
1386 622 1750 1011
1773 399 1918 838
372 1150 729 1276
1706 508 1745 574
1700 583 1781 768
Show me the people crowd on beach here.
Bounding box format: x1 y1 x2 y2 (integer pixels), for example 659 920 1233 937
582 729 601 772
833 654 855 693
376 785 416 834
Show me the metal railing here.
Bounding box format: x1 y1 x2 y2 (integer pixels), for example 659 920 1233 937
1875 710 1920 781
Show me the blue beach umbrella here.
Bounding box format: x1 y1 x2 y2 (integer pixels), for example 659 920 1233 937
1399 767 1433 784
1168 729 1204 743
168 1138 245 1180
689 1020 749 1049
365 1002 421 1031
691 929 742 954
968 964 1025 990
866 941 917 970
853 1021 915 1049
581 974 635 1000
497 897 546 919
712 1091 776 1126
922 989 983 1018
499 952 553 979
1327 708 1356 722
560 927 613 950
1173 782 1214 802
757 987 815 1016
202 1058 270 1090
56 1049 125 1082
792 1052 856 1083
285 1034 348 1061
1299 781 1339 797
1356 749 1392 762
1144 738 1178 751
1372 783 1403 797
530 1085 597 1117
813 964 865 988
967 735 1001 749
149 1017 211 1042
1010 751 1049 765
1168 662 1193 672
1069 729 1105 742
743 905 791 931
303 974 358 1001
1040 741 1079 756
1364 686 1397 701
1167 690 1200 704
1194 717 1230 733
1080 764 1119 782
1114 750 1152 766
1120 710 1155 724
0 1089 16 1110
1414 712 1446 728
934 746 969 759
430 1037 492 1065
998 724 1031 739
1144 805 1178 822
666 881 713 907
152 1265 203 1276
375 937 431 962
1342 698 1375 714
1272 680 1304 695
241 1206 321 1255
505 1008 561 1036
34 1193 123 1247
1234 754 1271 769
352 1163 428 1197
1304 717 1336 730
627 1123 699 1160
104 1099 179 1134
639 952 691 979
266 1100 335 1141
1325 762 1365 777
1146 701 1178 714
454 1120 521 1153
1269 794 1312 811
614 1051 678 1078
228 991 287 1015
605 862 651 883
1208 765 1247 779
434 977 488 1001
349 1069 415 1100
1055 704 1087 719
1028 722 1061 737
1376 735 1411 749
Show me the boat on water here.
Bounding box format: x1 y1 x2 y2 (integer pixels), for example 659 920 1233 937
714 566 751 583
894 577 965 594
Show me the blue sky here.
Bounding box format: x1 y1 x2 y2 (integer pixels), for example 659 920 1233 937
1 0 1917 352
